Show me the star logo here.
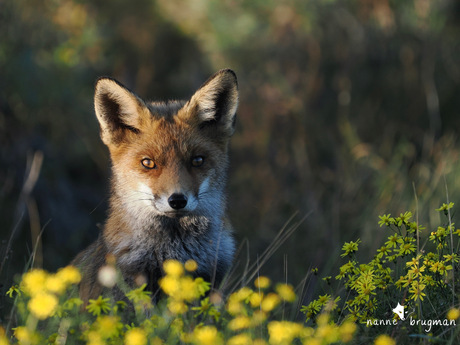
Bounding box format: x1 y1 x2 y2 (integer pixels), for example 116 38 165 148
392 302 406 321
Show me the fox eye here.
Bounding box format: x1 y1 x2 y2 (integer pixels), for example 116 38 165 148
191 156 204 167
141 158 156 169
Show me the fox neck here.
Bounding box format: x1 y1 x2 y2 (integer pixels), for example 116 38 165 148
102 176 228 268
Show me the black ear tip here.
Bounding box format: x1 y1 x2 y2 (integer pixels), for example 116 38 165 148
219 68 236 77
218 69 237 84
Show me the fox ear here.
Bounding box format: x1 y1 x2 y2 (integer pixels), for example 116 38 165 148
185 69 238 136
94 78 148 145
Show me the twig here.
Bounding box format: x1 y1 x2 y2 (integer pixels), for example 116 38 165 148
443 176 455 307
0 151 43 277
412 182 422 322
230 211 312 292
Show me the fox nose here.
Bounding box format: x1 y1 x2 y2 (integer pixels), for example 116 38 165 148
168 193 188 210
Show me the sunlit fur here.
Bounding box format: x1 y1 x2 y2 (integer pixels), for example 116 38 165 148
73 70 238 302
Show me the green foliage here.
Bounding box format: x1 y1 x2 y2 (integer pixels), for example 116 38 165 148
86 296 111 317
303 204 460 342
2 259 357 345
3 204 460 344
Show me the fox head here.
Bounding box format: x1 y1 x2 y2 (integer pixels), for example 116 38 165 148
94 69 238 223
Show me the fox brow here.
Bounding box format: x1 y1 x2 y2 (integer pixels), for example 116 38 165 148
147 100 187 119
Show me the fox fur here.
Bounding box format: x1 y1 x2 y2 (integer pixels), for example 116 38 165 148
72 69 238 302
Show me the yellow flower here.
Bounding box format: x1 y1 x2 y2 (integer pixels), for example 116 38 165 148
339 321 357 342
374 334 395 345
436 202 454 212
386 234 403 248
251 310 267 326
159 276 180 296
316 323 339 343
447 308 460 320
341 239 361 257
28 293 58 320
261 293 281 312
249 292 263 308
170 318 184 335
234 287 253 301
227 333 252 345
124 328 147 345
275 284 296 302
193 326 222 345
317 294 331 307
316 313 329 326
399 243 416 256
168 300 188 314
408 281 426 302
125 284 152 309
180 276 200 302
14 326 39 345
86 296 111 316
407 264 425 278
194 277 211 297
45 274 66 295
95 316 121 339
185 259 198 272
163 260 184 277
21 269 48 296
226 299 243 315
161 274 203 302
227 287 253 314
56 265 81 285
267 321 303 345
0 327 9 345
87 331 104 345
254 276 271 289
227 315 251 331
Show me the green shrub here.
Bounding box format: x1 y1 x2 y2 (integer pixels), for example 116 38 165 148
303 203 460 343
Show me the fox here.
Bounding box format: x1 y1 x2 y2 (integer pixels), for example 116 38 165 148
72 69 238 302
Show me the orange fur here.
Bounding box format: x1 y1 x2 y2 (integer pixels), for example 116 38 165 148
73 70 238 302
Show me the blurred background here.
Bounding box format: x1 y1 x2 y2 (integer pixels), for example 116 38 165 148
2 0 460 314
